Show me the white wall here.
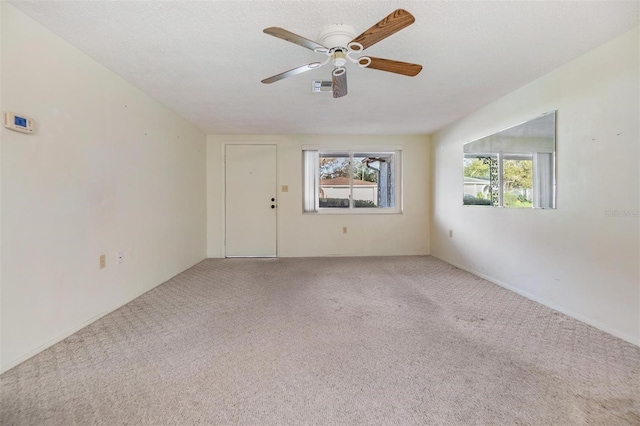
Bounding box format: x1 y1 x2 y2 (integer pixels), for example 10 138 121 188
0 3 207 372
207 135 430 258
431 27 639 345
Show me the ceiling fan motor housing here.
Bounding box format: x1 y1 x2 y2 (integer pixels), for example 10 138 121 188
318 24 357 50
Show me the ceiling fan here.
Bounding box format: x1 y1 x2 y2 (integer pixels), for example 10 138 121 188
261 9 423 99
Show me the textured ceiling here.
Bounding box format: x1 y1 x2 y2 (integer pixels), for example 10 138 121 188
9 1 639 135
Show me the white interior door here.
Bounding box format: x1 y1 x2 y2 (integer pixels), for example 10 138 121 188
225 144 277 257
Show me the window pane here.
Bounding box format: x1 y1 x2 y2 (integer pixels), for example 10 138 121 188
352 156 379 208
319 154 351 208
353 153 395 208
503 157 533 208
463 156 495 206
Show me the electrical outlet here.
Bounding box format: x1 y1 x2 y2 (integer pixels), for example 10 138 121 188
343 227 348 234
281 185 289 192
99 255 106 269
116 251 124 265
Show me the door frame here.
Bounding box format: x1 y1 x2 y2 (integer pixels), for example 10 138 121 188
221 141 278 257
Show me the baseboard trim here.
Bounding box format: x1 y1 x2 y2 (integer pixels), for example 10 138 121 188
431 254 639 347
2 302 127 374
1 258 207 374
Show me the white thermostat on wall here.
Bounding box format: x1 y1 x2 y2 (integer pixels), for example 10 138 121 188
4 112 35 134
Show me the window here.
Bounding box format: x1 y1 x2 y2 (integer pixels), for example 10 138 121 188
303 149 400 213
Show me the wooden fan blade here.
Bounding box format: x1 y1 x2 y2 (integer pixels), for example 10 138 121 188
261 62 323 84
333 69 348 98
350 9 415 50
362 56 422 77
263 27 326 51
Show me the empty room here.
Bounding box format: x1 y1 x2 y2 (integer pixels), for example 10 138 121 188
1 1 639 424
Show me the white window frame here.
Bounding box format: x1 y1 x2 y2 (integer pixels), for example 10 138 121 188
303 147 402 214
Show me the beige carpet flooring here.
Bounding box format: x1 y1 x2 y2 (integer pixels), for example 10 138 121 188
1 256 639 425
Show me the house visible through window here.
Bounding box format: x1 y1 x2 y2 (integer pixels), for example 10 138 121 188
303 150 400 213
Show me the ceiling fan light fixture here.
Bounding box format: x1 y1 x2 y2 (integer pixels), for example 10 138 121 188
332 49 347 67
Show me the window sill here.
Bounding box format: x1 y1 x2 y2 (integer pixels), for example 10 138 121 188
304 209 403 215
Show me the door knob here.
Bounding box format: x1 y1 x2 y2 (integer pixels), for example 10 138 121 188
271 205 275 209
271 198 275 202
